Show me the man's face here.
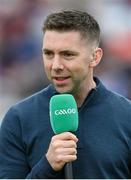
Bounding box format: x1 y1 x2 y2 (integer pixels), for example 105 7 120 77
42 30 93 94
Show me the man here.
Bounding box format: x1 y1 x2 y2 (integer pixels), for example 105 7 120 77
0 10 131 179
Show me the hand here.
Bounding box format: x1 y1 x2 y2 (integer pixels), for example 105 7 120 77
46 132 78 171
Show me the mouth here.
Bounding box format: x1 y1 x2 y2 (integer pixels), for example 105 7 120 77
52 76 70 84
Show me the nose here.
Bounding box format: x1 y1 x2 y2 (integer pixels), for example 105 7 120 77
52 55 64 71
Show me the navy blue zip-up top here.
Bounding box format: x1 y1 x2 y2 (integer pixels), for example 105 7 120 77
0 77 131 178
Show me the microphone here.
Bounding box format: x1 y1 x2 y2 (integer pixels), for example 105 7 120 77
49 94 78 179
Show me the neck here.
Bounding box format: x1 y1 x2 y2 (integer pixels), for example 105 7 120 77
74 78 96 108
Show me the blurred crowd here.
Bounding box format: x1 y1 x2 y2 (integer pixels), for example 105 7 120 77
0 0 131 120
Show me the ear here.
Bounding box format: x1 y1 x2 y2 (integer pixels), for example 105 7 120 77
89 48 103 68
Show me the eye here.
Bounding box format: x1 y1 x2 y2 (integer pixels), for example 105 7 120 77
61 51 77 60
43 50 54 59
64 53 73 57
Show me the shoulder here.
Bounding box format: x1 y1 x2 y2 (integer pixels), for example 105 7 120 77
103 91 131 121
96 76 131 114
1 84 55 125
94 77 131 111
12 84 54 111
107 89 131 108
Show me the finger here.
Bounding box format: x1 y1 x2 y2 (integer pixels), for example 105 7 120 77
51 139 77 149
56 147 77 156
61 140 77 148
61 154 77 163
52 132 78 142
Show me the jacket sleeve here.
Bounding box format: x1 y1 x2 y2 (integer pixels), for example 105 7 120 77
26 156 63 179
0 107 64 179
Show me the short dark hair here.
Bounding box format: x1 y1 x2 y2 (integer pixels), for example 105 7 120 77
42 9 100 47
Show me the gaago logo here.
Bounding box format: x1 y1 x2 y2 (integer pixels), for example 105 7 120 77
55 108 76 115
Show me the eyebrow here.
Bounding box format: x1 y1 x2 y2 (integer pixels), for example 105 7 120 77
60 50 79 55
42 48 52 53
42 48 79 55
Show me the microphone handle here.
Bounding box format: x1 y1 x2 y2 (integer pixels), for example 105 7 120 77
65 162 73 179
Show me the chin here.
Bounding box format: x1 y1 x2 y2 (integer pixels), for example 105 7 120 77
55 87 72 94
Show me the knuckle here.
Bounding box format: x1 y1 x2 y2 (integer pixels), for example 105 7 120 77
74 148 77 154
56 154 62 162
51 136 57 142
71 140 76 147
53 141 59 149
73 155 77 161
51 138 58 148
67 132 72 136
65 132 73 138
55 147 61 154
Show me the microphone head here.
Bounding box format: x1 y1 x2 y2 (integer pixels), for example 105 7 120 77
49 94 78 134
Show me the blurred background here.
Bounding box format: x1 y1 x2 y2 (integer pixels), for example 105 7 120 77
0 0 131 121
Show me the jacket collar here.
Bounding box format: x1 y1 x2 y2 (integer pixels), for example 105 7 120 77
47 76 108 109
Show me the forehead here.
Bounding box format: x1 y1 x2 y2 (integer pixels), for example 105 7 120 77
43 30 87 50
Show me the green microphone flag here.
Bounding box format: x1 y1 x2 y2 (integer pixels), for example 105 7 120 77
50 94 78 134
